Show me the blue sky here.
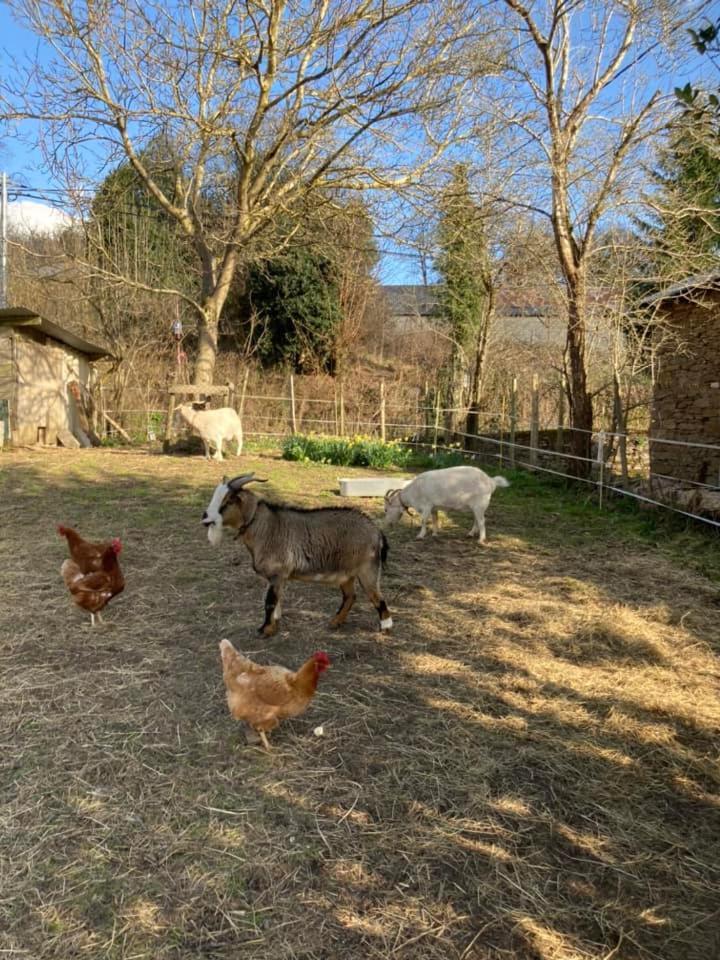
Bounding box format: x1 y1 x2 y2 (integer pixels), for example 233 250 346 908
1 1 717 285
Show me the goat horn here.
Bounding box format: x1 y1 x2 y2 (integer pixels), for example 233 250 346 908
384 489 398 501
226 474 268 491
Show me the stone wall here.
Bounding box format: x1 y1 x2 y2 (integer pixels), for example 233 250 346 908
650 292 720 485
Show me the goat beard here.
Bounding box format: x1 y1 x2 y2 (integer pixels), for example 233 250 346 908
207 522 224 547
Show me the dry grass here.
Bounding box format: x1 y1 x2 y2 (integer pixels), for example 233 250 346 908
1 446 719 960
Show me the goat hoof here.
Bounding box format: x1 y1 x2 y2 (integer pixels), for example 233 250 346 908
260 624 278 637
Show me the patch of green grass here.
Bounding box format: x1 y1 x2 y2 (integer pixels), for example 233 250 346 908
484 464 720 581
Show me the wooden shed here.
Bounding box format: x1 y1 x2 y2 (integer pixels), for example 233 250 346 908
643 274 720 486
0 306 110 447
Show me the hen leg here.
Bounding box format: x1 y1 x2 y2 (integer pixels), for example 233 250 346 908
258 730 272 752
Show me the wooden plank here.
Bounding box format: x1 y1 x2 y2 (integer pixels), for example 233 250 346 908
103 412 132 443
57 428 80 449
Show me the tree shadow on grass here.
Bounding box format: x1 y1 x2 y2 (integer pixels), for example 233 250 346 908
1 451 719 959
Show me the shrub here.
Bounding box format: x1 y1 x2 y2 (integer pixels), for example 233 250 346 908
281 434 413 469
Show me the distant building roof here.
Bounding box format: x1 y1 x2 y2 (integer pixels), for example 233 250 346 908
381 284 440 317
0 306 111 359
380 284 555 319
639 272 720 308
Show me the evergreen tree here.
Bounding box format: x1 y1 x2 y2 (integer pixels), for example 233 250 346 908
91 138 190 292
640 105 720 285
247 248 342 374
236 196 376 374
435 164 493 433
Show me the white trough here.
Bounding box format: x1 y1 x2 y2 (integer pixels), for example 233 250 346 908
338 476 411 498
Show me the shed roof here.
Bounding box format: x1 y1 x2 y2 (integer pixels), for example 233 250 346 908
639 272 720 308
0 306 111 359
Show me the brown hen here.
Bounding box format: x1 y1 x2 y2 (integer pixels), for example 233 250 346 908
219 639 330 750
58 525 121 574
61 540 124 626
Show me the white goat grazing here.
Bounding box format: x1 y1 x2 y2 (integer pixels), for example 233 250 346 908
173 403 243 461
384 465 509 543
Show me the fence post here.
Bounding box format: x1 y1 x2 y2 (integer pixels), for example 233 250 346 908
238 367 250 420
509 376 517 466
557 373 566 454
499 395 506 467
530 373 539 466
597 430 606 509
289 374 297 435
163 389 175 448
379 380 386 442
339 378 345 436
433 391 441 454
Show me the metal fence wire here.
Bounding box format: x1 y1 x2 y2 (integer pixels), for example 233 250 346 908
101 392 720 532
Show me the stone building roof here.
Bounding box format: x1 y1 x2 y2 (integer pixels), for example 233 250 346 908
639 272 720 308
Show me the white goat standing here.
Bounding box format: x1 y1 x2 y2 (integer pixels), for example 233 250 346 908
384 465 509 543
173 403 243 461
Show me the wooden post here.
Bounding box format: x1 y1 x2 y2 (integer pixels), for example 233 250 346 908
509 376 517 466
379 381 386 442
339 379 345 436
238 367 250 418
498 394 506 467
557 373 566 455
289 374 297 435
163 390 175 447
530 373 539 466
597 430 606 508
432 390 441 454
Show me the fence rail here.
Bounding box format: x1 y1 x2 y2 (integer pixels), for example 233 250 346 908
99 385 720 533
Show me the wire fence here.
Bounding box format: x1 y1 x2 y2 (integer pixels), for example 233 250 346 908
99 387 720 533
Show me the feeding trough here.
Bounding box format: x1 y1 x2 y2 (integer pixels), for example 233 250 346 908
338 477 411 498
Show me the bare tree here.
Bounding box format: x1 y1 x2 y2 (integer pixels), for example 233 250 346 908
489 0 689 472
2 0 475 385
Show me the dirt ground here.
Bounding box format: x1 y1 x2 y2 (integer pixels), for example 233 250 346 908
1 447 719 960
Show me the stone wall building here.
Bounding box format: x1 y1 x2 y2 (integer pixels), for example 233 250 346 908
645 275 720 486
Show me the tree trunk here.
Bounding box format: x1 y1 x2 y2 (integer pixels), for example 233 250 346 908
444 352 465 437
612 371 629 486
193 306 220 387
564 285 593 476
192 240 237 387
465 292 494 442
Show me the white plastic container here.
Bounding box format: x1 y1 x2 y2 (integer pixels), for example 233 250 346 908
338 476 411 498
